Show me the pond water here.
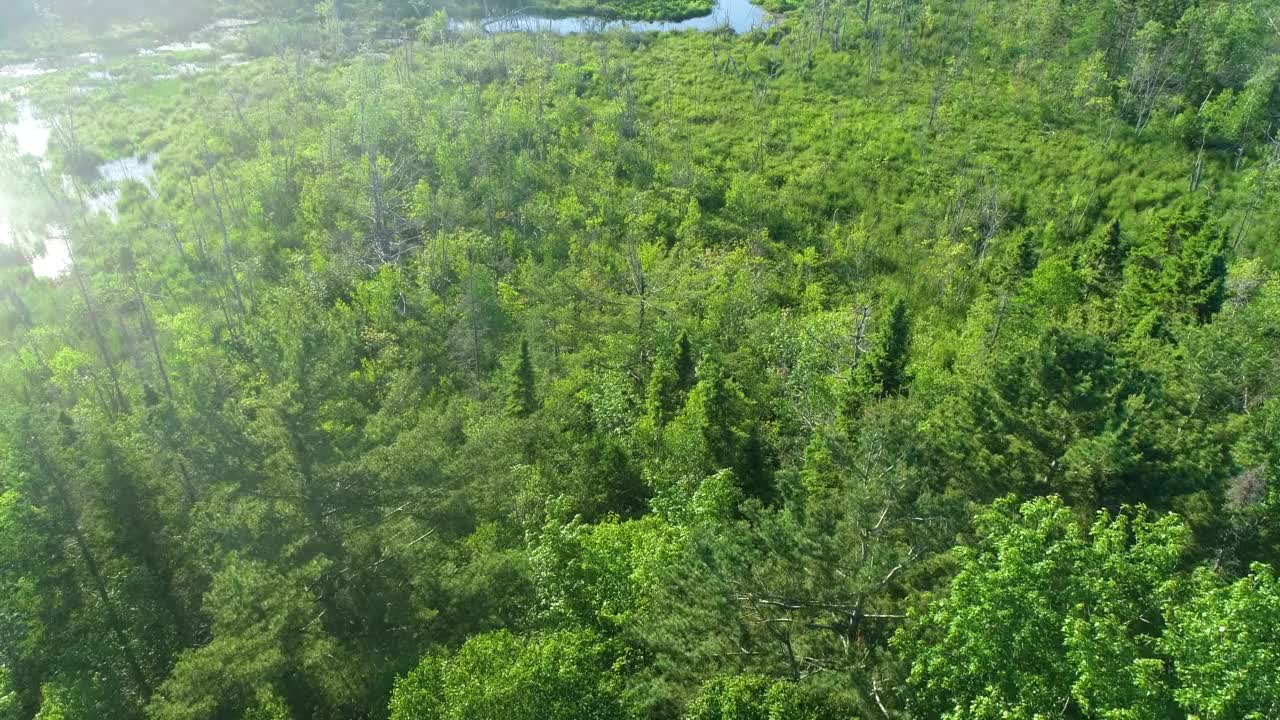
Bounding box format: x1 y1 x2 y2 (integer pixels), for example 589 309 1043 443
0 51 108 81
0 203 69 281
470 0 771 34
84 153 158 221
154 62 206 80
0 61 56 80
28 224 71 279
5 100 51 158
3 3 766 279
0 17 221 278
1 101 158 277
147 41 214 55
203 18 258 32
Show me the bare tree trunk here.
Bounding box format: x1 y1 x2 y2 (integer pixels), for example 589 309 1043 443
131 276 173 401
1190 131 1206 192
927 76 944 135
626 242 648 369
208 173 248 321
128 268 198 506
986 293 1009 351
186 174 208 260
1233 133 1280 252
36 170 128 416
33 441 151 698
466 245 481 375
851 304 871 371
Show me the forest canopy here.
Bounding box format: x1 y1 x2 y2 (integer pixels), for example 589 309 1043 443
1 0 1279 718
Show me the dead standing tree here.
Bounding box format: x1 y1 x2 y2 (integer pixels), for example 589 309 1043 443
207 170 249 323
1127 31 1181 136
34 168 129 418
716 427 932 708
1233 130 1280 252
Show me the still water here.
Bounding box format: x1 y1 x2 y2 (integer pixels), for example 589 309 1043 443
1 105 157 278
471 0 771 34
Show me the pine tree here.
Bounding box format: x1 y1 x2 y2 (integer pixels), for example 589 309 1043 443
800 432 838 496
1165 219 1228 323
856 298 913 399
674 331 696 396
645 354 679 427
1081 219 1125 292
1121 207 1230 327
736 426 772 503
508 339 537 417
646 331 698 427
693 359 741 471
995 228 1040 289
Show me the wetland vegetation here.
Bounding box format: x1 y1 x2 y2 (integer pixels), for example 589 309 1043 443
2 0 1280 719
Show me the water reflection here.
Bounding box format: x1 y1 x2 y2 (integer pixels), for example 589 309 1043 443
0 51 106 81
84 153 158 221
6 100 50 158
0 19 249 279
0 61 55 80
469 0 771 34
2 99 158 277
204 18 258 31
154 63 205 80
149 41 213 54
0 199 67 280
29 224 70 279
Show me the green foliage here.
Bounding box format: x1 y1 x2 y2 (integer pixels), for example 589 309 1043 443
897 496 1188 720
1 0 1279 718
532 513 681 628
1163 565 1280 719
147 558 356 720
925 325 1214 508
646 331 697 427
1079 220 1125 294
0 670 11 720
899 495 1280 719
685 675 849 720
389 630 630 720
507 339 538 417
847 297 913 417
1119 206 1230 329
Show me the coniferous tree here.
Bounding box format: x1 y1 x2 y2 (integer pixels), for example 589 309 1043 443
995 228 1041 289
2 4 1279 717
692 359 743 473
1119 207 1230 329
673 331 696 396
647 331 697 427
507 339 537 418
1166 219 1228 324
646 354 680 427
800 432 839 496
1081 219 1126 293
847 298 913 420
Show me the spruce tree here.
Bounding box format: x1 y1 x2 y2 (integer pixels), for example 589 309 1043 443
674 331 696 396
800 432 838 496
646 331 697 427
1081 219 1125 292
694 359 740 471
1166 220 1228 323
508 339 537 417
1122 207 1230 326
856 298 913 399
645 354 679 427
